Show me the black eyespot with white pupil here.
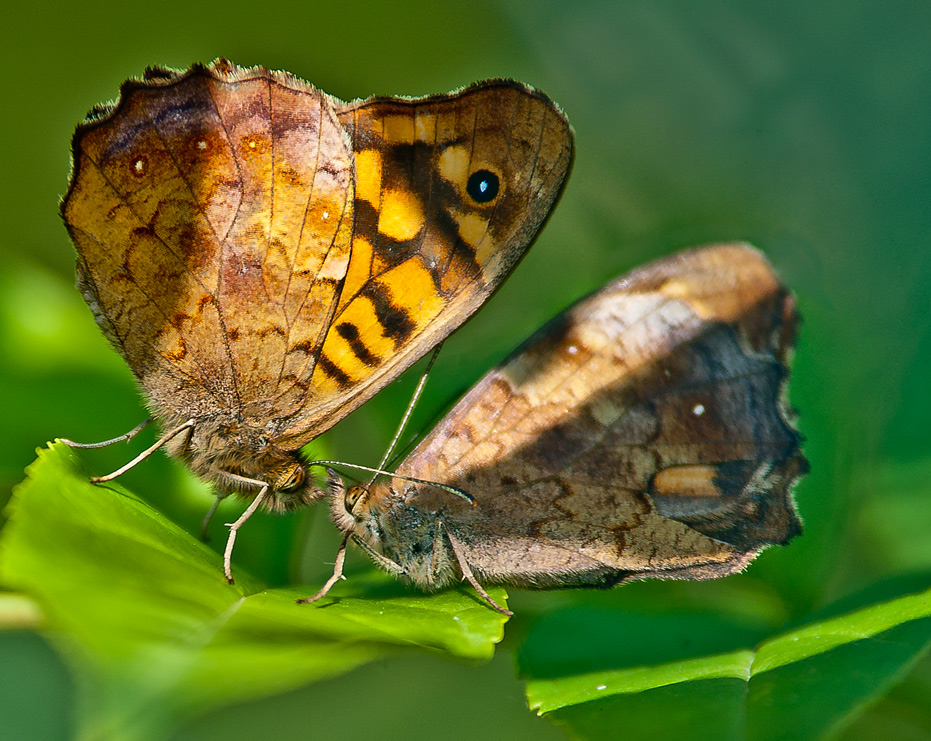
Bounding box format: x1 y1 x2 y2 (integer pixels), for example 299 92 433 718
466 169 499 203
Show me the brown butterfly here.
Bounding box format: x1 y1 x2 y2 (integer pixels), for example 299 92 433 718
61 59 573 580
314 244 806 615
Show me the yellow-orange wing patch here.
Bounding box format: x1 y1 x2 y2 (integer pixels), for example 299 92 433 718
279 81 574 447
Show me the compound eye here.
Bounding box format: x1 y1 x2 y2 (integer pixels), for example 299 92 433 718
344 485 368 514
279 465 305 492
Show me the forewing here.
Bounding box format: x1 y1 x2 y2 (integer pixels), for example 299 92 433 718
62 60 354 424
378 244 805 587
277 81 574 446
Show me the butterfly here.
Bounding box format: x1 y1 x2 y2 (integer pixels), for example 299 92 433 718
60 59 573 580
314 244 806 615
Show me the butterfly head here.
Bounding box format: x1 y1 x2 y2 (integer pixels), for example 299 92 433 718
168 418 324 511
223 452 324 513
261 457 325 512
326 473 459 589
326 471 380 546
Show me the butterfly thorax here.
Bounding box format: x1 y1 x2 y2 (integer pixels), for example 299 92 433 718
163 414 321 512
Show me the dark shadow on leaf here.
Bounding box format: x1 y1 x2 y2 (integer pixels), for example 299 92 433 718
518 605 771 680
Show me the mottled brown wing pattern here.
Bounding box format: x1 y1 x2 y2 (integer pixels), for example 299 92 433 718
64 62 355 428
63 60 572 520
339 244 805 590
280 82 574 446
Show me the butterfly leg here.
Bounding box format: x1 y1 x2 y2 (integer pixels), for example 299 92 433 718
61 417 154 449
222 478 270 583
87 419 195 483
441 523 513 617
349 534 407 576
296 534 350 605
200 493 231 541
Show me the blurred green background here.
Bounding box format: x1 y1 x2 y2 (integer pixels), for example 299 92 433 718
3 1 931 739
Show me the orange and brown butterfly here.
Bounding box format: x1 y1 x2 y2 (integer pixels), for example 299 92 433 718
316 244 807 615
60 58 573 580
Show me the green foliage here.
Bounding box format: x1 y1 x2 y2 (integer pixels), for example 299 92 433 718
3 1 931 738
5 449 931 740
520 592 931 740
0 445 507 738
511 445 931 739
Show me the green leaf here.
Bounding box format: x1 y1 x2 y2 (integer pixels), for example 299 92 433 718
0 592 43 630
521 584 931 740
0 443 508 739
0 630 74 741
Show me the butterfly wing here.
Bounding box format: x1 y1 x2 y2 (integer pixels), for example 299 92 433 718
277 81 574 446
63 61 573 450
63 60 355 425
368 244 805 587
